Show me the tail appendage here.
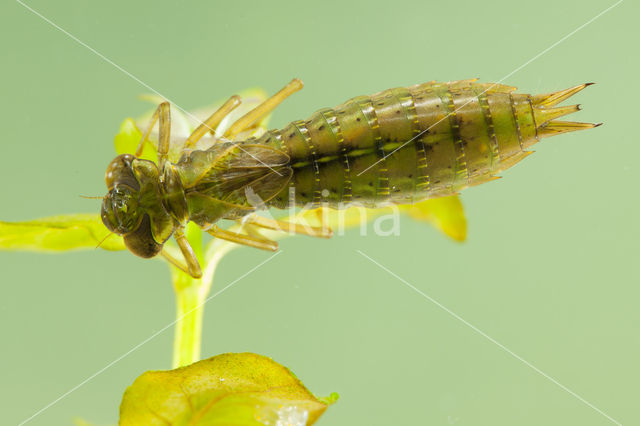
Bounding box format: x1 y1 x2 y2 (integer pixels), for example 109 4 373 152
531 83 601 139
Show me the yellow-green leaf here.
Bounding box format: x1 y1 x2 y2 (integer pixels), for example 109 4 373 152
400 195 467 242
290 195 466 242
114 118 157 162
0 214 125 252
119 353 336 426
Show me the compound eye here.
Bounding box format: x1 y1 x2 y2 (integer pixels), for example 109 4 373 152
100 184 140 234
105 154 137 190
101 195 117 233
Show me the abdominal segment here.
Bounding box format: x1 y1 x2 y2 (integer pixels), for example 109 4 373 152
245 79 595 209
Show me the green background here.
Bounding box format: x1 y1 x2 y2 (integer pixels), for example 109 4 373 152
1 0 638 425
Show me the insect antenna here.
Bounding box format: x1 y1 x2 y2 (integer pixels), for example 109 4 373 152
96 232 114 249
80 195 104 199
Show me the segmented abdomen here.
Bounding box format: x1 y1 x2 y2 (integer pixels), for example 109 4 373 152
253 79 591 208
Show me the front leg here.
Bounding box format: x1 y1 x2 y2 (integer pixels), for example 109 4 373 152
136 101 172 170
161 225 202 278
184 95 241 149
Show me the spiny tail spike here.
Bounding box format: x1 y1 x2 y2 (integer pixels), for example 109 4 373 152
531 83 594 107
538 121 600 138
534 104 581 125
495 151 534 172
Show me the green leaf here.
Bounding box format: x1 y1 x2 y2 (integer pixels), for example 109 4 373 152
119 353 336 426
0 214 125 252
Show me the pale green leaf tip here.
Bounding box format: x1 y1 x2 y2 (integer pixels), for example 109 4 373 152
113 118 140 155
238 86 268 101
114 117 156 162
319 392 340 405
118 117 138 133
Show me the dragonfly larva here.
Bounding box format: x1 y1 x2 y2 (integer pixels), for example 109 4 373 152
101 78 599 278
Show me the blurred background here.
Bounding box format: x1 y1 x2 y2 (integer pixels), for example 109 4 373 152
1 0 638 425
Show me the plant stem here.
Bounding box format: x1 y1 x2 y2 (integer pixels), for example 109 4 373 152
172 283 205 368
168 212 323 368
170 236 234 369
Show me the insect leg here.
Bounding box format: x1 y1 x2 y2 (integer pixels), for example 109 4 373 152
242 213 333 238
161 249 193 276
223 78 303 139
156 102 172 168
136 102 171 166
161 226 202 278
184 95 242 149
207 225 278 251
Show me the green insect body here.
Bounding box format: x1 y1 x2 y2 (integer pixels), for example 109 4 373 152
249 79 596 208
101 79 597 278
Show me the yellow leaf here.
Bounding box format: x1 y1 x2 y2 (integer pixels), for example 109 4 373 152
400 195 467 242
119 353 336 426
0 214 125 252
288 196 466 242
